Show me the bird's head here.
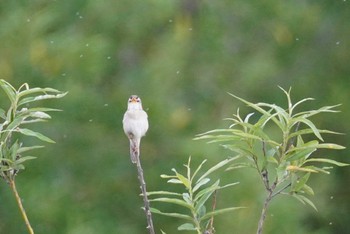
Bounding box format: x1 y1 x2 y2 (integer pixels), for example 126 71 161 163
127 95 143 110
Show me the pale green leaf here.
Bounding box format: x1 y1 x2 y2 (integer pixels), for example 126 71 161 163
150 208 192 221
17 128 55 143
150 198 193 209
305 158 349 167
200 207 246 221
177 223 196 231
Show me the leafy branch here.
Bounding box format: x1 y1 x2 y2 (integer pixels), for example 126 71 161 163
195 87 347 234
148 156 244 233
0 79 67 234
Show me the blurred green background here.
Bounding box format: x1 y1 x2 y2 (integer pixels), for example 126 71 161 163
0 0 349 233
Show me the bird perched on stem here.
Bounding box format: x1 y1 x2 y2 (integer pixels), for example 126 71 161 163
123 95 149 163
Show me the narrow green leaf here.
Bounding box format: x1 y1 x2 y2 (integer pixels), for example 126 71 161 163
0 79 16 104
17 128 55 143
150 208 192 221
182 193 192 205
15 156 37 164
147 191 182 197
292 194 318 211
200 207 246 221
193 178 210 192
194 180 220 212
291 118 323 141
191 159 207 181
177 223 196 231
292 173 310 192
172 169 191 189
18 92 68 106
302 184 315 196
0 108 6 119
197 156 240 183
305 158 349 167
17 145 44 154
167 179 183 184
150 198 193 209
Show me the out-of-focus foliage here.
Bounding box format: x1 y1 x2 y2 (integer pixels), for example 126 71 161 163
0 0 349 233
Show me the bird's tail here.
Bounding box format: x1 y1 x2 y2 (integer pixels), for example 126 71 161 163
129 139 140 164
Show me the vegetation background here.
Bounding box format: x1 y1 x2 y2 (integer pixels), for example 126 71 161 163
0 0 349 233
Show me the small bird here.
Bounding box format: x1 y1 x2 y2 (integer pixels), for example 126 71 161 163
122 95 149 164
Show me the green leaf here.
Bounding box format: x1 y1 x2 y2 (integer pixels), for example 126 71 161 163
228 93 284 130
0 108 6 119
18 92 68 106
177 223 196 231
191 159 207 181
182 193 192 205
305 158 349 167
197 156 240 183
150 208 192 221
194 180 219 212
292 194 318 211
147 191 182 197
17 145 44 154
150 198 193 209
302 184 315 196
171 169 191 189
0 79 16 105
17 128 55 143
167 179 183 184
193 178 210 192
291 117 323 141
200 207 246 221
15 156 37 164
292 173 310 192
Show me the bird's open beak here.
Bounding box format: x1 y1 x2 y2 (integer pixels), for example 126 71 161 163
130 97 137 103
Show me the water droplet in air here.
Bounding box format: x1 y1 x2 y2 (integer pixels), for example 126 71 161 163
104 104 109 107
176 71 180 74
336 41 340 45
50 40 54 44
86 43 89 47
89 119 93 122
169 19 173 23
330 196 334 199
107 56 111 60
61 73 66 77
76 12 80 16
189 28 193 31
295 38 299 41
79 16 83 19
27 19 31 22
80 54 83 58
329 222 333 225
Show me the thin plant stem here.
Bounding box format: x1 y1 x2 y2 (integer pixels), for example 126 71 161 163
256 188 273 234
9 178 34 234
135 153 155 234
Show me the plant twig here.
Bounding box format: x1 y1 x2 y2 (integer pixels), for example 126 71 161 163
206 190 218 234
134 153 155 234
256 180 277 234
9 178 34 234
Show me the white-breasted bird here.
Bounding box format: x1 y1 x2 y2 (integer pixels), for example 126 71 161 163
122 95 149 163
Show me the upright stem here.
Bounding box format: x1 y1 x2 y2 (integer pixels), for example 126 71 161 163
9 178 34 234
256 189 273 234
135 155 155 234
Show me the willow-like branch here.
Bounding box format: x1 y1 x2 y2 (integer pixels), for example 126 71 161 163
9 178 34 234
134 152 155 234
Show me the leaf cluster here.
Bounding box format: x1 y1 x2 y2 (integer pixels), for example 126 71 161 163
0 79 67 182
195 87 347 210
148 156 244 233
